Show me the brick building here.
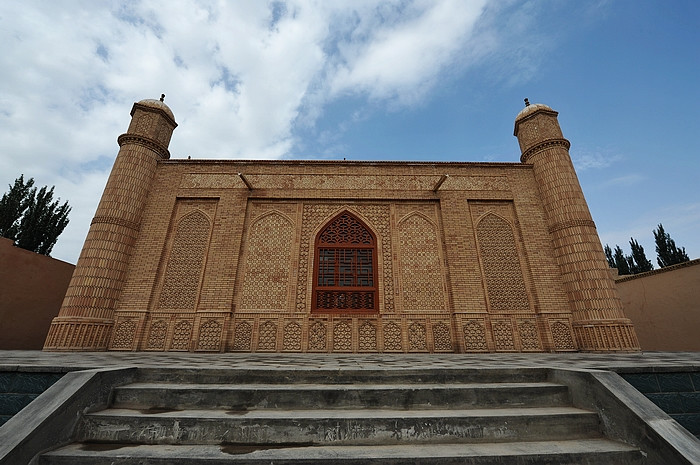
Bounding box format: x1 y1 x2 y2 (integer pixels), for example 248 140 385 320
44 98 640 353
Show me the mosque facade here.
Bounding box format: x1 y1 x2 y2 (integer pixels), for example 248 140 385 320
43 98 640 353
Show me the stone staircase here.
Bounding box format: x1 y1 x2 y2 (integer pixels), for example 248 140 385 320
39 367 643 464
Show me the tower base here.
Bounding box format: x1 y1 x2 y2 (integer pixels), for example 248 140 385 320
43 317 113 351
572 319 640 352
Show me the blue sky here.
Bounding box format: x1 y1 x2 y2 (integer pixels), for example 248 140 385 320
1 0 698 265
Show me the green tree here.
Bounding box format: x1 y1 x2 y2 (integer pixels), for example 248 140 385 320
627 237 653 273
654 223 689 268
0 175 34 239
613 245 630 275
604 244 615 268
0 175 71 255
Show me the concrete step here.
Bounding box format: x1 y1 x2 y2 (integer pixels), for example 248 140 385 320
136 367 551 385
40 438 644 464
77 406 602 445
113 381 571 410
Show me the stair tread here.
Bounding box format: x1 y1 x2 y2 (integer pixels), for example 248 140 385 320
89 406 592 419
44 438 640 460
119 381 565 390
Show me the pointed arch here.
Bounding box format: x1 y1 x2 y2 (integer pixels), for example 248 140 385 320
157 210 211 310
312 211 378 312
476 213 530 312
239 210 294 310
397 212 445 311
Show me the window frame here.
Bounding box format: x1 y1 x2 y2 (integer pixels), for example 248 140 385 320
311 212 378 313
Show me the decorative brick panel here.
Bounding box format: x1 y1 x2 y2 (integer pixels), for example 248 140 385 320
398 213 446 312
297 204 394 314
462 319 489 352
383 321 403 352
239 211 294 310
432 322 453 352
170 320 193 351
476 213 530 313
358 320 378 351
47 99 642 355
232 321 253 351
283 321 302 351
158 210 211 310
257 320 278 351
146 319 168 350
196 319 223 351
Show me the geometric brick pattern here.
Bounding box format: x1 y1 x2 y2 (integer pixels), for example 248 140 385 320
196 319 222 351
232 321 252 351
518 319 541 351
492 318 516 351
408 322 428 351
515 103 640 351
358 320 378 351
476 213 530 312
398 213 446 311
110 318 137 350
383 322 403 351
146 320 168 350
239 212 294 310
257 320 278 351
228 315 456 353
333 321 352 351
433 322 453 351
157 211 211 310
46 98 641 354
170 320 193 351
297 205 394 314
308 321 327 351
283 322 302 351
463 320 489 352
551 320 576 351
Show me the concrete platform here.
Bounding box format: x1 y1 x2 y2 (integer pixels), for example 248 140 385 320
1 350 699 372
2 351 700 464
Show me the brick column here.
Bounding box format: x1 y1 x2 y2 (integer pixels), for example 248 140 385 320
44 98 177 350
514 102 639 351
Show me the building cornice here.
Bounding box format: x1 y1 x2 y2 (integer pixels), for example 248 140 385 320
520 138 571 163
118 134 171 160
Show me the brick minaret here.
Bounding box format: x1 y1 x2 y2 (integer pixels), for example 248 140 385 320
44 97 177 350
514 101 639 351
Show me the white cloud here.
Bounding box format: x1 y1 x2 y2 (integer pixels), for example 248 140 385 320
328 0 488 104
600 173 647 188
571 149 623 171
0 0 562 263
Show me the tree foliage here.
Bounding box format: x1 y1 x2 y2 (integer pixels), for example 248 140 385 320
653 223 689 268
605 238 654 275
612 245 631 275
604 244 615 269
627 238 653 273
0 175 71 255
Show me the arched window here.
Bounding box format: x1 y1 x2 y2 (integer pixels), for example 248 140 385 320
312 212 378 313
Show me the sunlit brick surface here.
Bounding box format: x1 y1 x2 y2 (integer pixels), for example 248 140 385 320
45 101 639 353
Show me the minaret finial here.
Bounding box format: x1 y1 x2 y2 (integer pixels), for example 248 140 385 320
524 98 530 107
160 93 165 102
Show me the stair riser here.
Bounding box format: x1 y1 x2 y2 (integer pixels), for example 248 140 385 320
137 369 550 385
39 450 643 465
113 386 570 410
78 413 601 445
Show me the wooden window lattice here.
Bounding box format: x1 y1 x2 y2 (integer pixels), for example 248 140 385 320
313 212 378 312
